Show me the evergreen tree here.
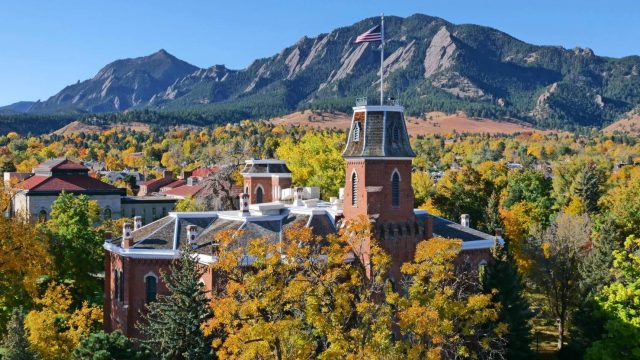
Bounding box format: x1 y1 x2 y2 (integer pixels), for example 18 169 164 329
138 244 213 359
483 240 533 360
73 330 151 360
573 161 605 214
2 308 37 360
483 190 502 234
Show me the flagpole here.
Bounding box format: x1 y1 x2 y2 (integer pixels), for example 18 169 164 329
380 14 384 105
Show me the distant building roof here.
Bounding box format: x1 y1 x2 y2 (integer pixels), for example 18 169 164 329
163 184 205 198
17 175 124 194
241 159 291 175
33 159 89 175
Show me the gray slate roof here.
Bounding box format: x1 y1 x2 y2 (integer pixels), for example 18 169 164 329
343 110 416 158
241 162 291 174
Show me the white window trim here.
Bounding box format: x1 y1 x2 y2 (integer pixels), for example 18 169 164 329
144 271 158 282
351 170 358 208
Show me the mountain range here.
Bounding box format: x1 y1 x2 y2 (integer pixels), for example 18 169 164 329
5 14 640 129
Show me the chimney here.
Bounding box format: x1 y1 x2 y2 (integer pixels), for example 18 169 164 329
134 216 143 230
104 231 113 243
460 214 470 228
239 193 250 216
293 187 305 206
187 225 198 249
162 170 173 179
122 223 133 249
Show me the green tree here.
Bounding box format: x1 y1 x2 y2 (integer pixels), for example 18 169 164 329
276 131 345 199
2 308 37 360
45 192 102 299
572 161 606 214
430 166 489 229
138 244 213 359
483 190 502 234
73 331 151 360
483 240 533 360
503 169 553 221
585 236 640 359
529 213 591 350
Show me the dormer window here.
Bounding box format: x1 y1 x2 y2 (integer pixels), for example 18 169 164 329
353 122 361 142
392 124 400 143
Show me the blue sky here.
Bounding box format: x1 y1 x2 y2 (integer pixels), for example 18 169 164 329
1 0 639 105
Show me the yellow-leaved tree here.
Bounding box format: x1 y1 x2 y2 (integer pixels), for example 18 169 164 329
204 217 399 359
0 183 53 333
275 131 345 199
396 237 506 360
24 283 102 359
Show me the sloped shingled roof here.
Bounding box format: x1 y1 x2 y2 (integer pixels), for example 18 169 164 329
343 110 415 158
18 175 123 193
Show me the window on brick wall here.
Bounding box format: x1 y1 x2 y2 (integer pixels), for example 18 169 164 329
256 186 264 204
391 171 400 207
351 171 358 207
145 275 157 303
114 270 119 301
118 270 124 302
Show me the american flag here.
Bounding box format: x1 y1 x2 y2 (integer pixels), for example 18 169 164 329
355 25 382 43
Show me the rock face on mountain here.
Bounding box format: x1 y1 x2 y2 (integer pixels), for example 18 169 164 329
22 14 640 128
29 50 199 113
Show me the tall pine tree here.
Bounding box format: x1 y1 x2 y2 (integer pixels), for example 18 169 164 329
483 239 533 360
138 244 213 359
2 308 37 360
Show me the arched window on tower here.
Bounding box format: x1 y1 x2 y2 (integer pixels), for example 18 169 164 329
392 124 401 144
351 171 358 207
255 186 264 204
391 171 400 207
145 274 157 303
353 122 361 142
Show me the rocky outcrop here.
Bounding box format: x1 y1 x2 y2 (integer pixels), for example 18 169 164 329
320 42 369 89
381 40 416 76
424 27 457 78
431 72 487 99
530 82 558 119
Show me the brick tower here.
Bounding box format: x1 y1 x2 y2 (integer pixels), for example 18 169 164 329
342 99 429 280
240 159 292 204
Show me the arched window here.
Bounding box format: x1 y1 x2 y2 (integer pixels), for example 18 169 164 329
145 275 157 303
118 270 124 302
152 207 157 221
391 171 400 207
392 124 401 143
351 171 358 207
162 207 167 217
245 186 249 194
131 208 136 218
255 186 264 204
38 209 47 223
104 207 112 220
479 261 488 283
114 270 120 301
353 122 361 142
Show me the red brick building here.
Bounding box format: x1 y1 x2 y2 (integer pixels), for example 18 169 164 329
240 159 292 204
103 102 499 338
